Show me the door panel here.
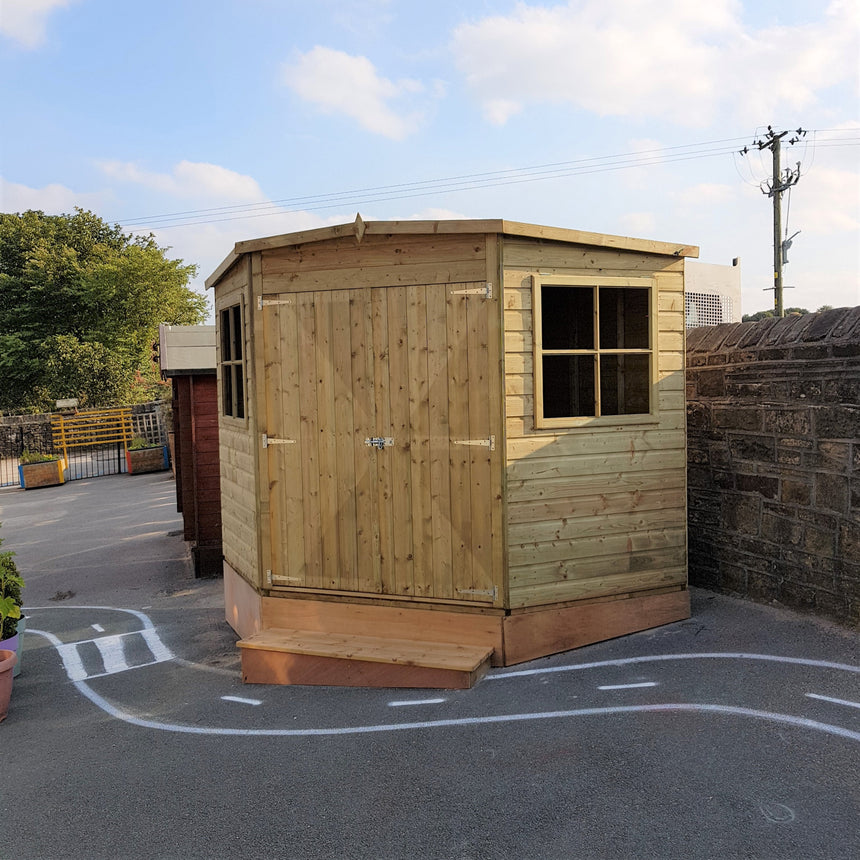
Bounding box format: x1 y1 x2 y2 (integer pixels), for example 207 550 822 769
262 282 496 604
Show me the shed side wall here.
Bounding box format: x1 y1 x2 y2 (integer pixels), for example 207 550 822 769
502 238 688 608
215 260 259 586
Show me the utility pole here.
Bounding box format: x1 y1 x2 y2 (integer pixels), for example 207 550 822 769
740 126 806 317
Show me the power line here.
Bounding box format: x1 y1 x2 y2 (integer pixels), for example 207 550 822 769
117 136 751 230
114 129 858 232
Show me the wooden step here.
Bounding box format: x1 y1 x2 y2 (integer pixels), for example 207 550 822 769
238 628 494 689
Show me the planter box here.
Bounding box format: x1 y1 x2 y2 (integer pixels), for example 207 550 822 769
0 615 25 678
19 459 64 489
126 445 169 474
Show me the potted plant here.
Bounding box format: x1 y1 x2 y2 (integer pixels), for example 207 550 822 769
18 448 64 489
1 528 23 717
126 436 169 474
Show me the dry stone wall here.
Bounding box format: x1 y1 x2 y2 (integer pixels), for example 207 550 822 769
686 307 860 627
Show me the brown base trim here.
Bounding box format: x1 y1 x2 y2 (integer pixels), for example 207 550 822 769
262 595 505 665
224 562 262 639
241 648 488 689
502 589 690 665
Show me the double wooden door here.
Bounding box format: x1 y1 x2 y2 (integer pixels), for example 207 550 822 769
260 282 498 605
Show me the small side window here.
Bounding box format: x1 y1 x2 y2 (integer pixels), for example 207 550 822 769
220 304 245 419
534 278 654 427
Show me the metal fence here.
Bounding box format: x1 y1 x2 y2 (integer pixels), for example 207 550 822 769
0 403 168 488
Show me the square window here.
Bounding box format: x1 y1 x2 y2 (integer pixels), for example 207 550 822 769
535 279 654 426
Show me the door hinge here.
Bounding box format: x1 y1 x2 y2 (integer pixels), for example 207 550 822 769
258 296 293 310
456 586 498 599
265 569 273 586
364 436 395 450
453 435 495 451
262 433 297 448
451 283 493 299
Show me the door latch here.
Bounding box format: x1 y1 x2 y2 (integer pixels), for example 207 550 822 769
364 436 394 450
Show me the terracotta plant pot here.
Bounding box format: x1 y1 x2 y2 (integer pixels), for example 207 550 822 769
0 649 17 723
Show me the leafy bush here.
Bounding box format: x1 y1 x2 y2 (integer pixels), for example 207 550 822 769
0 526 24 640
19 449 58 465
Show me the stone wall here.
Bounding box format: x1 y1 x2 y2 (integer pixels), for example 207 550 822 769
686 307 860 627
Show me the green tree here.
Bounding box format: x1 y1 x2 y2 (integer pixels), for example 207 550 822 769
0 209 207 412
742 307 809 322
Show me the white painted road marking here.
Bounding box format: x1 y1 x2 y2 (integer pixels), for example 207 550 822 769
91 624 104 633
806 693 860 710
222 696 263 706
55 629 174 681
598 682 658 690
388 698 447 707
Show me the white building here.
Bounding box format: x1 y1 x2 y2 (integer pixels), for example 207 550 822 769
685 258 742 328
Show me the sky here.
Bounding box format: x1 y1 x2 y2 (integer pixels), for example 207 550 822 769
1 0 858 318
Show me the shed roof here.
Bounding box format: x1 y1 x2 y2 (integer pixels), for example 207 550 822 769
205 215 699 289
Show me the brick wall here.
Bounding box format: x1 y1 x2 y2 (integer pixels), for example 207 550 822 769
686 307 860 627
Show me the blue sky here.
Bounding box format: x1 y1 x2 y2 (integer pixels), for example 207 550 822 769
2 0 858 316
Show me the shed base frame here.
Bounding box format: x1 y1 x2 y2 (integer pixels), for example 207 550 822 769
223 563 690 686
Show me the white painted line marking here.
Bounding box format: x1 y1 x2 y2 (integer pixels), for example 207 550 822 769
806 693 860 711
388 698 447 707
489 652 860 680
140 627 174 663
91 623 105 633
222 696 263 706
93 633 131 674
598 682 658 690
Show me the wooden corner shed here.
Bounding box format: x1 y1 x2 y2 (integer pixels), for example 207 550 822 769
206 216 698 688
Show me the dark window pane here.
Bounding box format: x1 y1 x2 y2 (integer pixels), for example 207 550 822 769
542 286 594 349
599 288 649 349
220 309 231 360
543 355 595 417
223 369 233 417
232 306 243 360
234 369 244 419
600 354 650 415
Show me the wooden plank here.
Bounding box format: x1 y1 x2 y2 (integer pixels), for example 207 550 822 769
239 628 492 671
510 547 687 590
506 428 685 460
262 261 488 294
508 504 686 545
297 292 323 588
508 525 687 568
240 646 489 689
372 288 396 596
427 283 454 599
314 292 340 589
262 296 285 585
502 589 691 665
223 561 262 638
506 466 686 503
261 234 487 276
466 278 495 603
332 290 358 591
279 297 306 585
386 287 416 596
406 285 434 598
350 289 381 594
446 283 474 602
508 486 686 525
260 595 505 659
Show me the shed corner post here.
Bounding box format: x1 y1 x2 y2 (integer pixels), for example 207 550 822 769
249 250 272 593
486 231 509 610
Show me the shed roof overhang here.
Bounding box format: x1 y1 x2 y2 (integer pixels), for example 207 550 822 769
205 215 700 289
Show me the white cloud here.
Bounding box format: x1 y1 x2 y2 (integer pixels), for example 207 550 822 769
281 46 425 139
98 160 264 203
619 212 658 235
0 0 74 48
452 0 859 127
671 183 737 208
0 176 108 213
792 167 860 234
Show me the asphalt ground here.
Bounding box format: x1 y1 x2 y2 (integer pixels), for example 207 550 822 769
0 473 858 860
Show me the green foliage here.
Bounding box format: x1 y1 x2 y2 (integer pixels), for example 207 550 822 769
0 208 208 412
742 307 810 322
128 436 158 450
19 449 58 464
0 526 24 641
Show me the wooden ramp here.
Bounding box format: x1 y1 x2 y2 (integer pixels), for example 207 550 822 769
238 628 494 689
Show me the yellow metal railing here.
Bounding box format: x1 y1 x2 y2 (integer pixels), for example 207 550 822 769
51 407 134 468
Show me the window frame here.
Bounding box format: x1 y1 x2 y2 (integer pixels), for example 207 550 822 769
219 301 247 422
532 274 659 429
